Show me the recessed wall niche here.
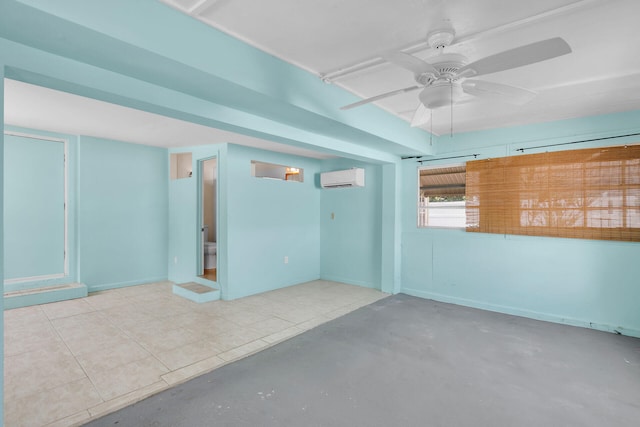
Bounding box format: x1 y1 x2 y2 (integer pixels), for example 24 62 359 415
251 160 304 182
170 152 192 179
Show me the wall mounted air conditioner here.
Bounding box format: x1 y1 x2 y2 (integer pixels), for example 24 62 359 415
320 168 365 188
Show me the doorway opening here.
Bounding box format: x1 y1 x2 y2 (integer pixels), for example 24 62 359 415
3 131 68 289
199 157 217 282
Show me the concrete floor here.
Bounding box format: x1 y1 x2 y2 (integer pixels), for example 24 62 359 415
86 294 640 426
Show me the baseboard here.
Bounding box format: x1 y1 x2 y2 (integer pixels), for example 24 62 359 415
87 277 169 293
5 282 88 310
401 288 640 339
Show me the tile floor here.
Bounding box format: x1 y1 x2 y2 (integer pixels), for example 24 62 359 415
4 280 387 427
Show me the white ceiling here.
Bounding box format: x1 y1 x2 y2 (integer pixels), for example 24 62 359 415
3 79 333 159
161 0 640 135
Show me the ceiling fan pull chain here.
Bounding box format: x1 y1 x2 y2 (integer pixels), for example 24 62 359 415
430 109 433 146
450 81 454 138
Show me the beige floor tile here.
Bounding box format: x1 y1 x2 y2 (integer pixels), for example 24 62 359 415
180 316 240 337
161 355 226 386
88 356 169 401
155 339 222 371
87 380 168 420
262 325 304 344
208 330 259 352
218 339 270 362
4 305 48 329
220 310 273 326
3 280 386 426
41 298 95 320
54 320 133 357
4 321 62 357
132 327 200 354
75 338 151 373
5 341 87 401
247 316 296 337
295 315 331 331
50 311 111 338
84 291 130 311
5 377 102 427
271 308 319 324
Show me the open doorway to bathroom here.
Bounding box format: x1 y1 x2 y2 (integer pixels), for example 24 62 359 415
199 157 217 282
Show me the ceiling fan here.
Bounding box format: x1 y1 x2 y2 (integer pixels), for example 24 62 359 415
340 29 572 128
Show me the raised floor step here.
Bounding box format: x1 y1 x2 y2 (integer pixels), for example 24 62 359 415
4 282 88 310
173 282 220 303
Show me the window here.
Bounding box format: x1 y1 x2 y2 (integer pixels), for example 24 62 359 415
466 144 640 241
418 165 466 228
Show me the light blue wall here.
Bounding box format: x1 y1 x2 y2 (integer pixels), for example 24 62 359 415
320 159 383 289
226 144 321 299
401 112 640 337
4 133 65 279
78 136 168 291
168 143 322 300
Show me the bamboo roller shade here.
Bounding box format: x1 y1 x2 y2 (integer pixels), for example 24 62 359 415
465 144 640 241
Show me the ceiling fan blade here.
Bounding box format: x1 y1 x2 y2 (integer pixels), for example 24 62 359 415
462 80 537 105
382 51 440 76
340 85 421 110
410 103 431 127
458 37 571 77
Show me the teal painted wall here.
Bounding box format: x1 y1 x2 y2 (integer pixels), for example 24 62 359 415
320 159 383 289
168 143 322 300
226 144 321 299
4 133 65 279
401 112 640 337
78 136 168 291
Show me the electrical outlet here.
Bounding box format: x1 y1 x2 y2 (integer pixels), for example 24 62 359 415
174 256 178 264
284 256 288 264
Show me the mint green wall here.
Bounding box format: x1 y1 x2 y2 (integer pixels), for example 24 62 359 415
78 136 168 291
401 112 640 337
4 133 65 279
320 159 383 289
226 145 321 299
168 143 322 300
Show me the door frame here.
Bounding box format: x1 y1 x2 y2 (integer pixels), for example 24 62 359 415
3 131 69 285
196 155 218 279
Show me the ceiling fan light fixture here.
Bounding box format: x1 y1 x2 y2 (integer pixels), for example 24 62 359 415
419 82 463 109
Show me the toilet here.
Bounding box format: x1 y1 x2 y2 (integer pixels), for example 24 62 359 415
204 241 217 269
203 226 217 269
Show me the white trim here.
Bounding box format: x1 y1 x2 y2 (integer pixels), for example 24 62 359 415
4 273 65 285
3 131 69 284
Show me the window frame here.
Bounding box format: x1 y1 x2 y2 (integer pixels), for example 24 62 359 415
417 163 467 230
